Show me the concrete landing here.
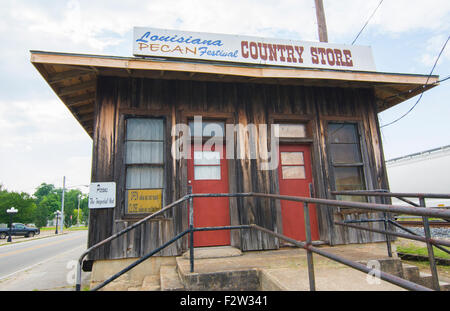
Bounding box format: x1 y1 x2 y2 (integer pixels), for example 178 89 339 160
176 242 406 291
90 241 449 291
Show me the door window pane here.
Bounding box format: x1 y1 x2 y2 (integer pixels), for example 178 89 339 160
194 151 220 165
194 166 221 180
282 166 306 179
281 152 304 165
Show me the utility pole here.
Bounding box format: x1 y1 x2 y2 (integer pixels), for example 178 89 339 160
61 176 65 234
77 193 81 227
314 0 328 42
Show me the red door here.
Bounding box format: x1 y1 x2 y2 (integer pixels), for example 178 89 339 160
187 144 230 247
278 144 319 241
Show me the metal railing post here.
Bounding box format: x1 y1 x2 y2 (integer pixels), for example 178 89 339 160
304 202 316 291
188 188 195 273
383 213 393 257
419 197 440 291
76 259 83 291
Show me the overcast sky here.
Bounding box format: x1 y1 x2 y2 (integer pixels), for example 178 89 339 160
0 0 449 194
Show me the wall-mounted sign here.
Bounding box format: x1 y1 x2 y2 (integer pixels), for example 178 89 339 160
127 189 162 213
133 27 376 72
88 182 116 209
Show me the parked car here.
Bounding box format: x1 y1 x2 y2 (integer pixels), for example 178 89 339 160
0 223 40 239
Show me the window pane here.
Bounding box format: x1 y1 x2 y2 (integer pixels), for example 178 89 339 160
330 144 362 164
189 121 225 137
335 184 367 203
127 118 164 140
194 166 221 180
126 141 164 164
328 123 358 143
277 124 306 138
126 166 164 189
282 166 306 179
194 151 220 165
334 167 364 188
281 152 304 165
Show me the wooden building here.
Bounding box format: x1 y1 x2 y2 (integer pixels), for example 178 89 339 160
30 30 438 262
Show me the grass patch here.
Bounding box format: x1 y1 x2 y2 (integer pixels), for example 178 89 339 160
40 226 88 231
397 244 450 260
395 215 444 221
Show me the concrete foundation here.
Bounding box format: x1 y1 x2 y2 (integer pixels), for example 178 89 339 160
88 242 450 291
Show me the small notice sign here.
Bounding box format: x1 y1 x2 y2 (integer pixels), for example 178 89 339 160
88 182 116 209
127 189 162 213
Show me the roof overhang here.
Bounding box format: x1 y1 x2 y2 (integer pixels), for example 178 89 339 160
30 50 439 138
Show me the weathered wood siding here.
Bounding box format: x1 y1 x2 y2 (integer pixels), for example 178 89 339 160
88 76 390 260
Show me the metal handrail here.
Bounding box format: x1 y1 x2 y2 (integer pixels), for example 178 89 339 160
75 195 190 291
77 192 450 291
332 190 450 290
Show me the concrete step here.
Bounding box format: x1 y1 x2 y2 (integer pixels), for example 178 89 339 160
182 246 242 259
417 272 450 291
356 258 404 277
177 246 259 291
141 274 161 291
401 263 421 283
160 265 184 291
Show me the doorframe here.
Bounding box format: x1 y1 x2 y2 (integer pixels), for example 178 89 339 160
268 114 321 239
179 111 239 247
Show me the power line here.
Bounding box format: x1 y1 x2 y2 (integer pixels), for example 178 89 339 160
351 0 384 45
437 74 450 83
380 35 450 129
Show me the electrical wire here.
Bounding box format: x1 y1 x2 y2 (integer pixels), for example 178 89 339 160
380 35 450 128
351 0 384 45
437 75 450 83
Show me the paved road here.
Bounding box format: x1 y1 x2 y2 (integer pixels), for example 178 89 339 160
0 230 90 291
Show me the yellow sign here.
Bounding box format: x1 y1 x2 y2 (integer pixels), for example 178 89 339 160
127 189 162 213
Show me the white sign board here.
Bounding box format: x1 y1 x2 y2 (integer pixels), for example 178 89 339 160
133 27 376 72
88 182 116 209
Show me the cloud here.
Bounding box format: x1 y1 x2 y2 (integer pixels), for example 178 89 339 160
325 0 450 41
418 34 450 68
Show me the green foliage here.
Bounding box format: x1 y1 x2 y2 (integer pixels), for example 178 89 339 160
0 189 37 224
397 244 450 260
0 183 89 228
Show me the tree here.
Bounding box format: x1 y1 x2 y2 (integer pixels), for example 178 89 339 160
34 183 56 204
63 189 83 227
32 183 62 228
0 189 37 225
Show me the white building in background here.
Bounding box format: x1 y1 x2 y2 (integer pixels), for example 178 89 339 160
386 145 450 207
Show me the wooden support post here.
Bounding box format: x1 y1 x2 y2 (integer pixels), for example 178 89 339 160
314 0 328 42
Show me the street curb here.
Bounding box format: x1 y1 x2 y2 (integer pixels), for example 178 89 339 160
0 230 84 247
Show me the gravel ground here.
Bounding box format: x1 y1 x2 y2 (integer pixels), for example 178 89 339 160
404 227 450 239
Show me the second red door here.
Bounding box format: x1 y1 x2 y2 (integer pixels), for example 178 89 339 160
278 144 319 241
187 144 230 247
